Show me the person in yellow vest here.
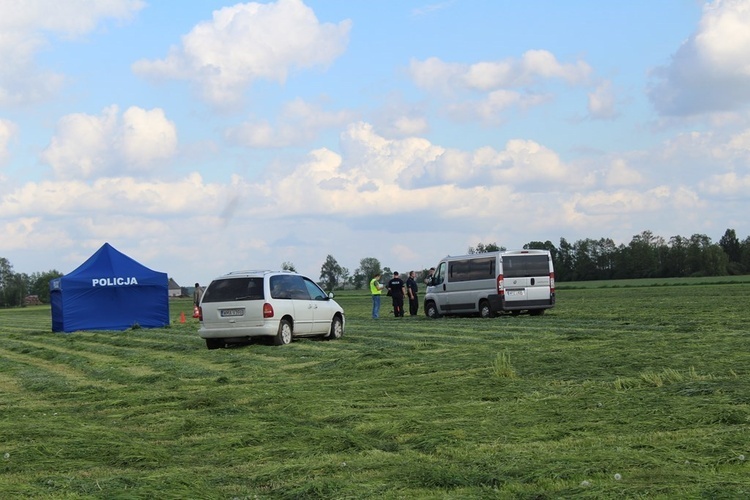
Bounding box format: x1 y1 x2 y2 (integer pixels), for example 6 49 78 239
370 273 384 319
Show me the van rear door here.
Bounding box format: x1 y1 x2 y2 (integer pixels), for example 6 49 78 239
200 277 265 331
501 253 552 309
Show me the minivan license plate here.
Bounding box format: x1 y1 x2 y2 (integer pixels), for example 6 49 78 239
220 308 245 317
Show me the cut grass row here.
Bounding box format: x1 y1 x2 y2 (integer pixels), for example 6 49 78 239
1 280 749 498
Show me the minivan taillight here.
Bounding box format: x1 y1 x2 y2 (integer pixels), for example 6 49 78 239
198 306 203 321
497 274 504 295
263 303 274 318
550 272 555 293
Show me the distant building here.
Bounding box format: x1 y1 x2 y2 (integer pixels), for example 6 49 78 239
168 278 181 298
24 295 42 306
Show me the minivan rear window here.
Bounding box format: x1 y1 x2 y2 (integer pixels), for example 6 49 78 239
202 277 264 302
503 255 550 278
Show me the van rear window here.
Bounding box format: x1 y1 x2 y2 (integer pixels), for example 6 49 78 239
202 278 264 302
503 255 550 278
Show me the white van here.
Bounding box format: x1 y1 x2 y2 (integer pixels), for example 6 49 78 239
423 249 555 318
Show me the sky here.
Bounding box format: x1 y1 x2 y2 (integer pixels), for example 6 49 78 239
2 0 750 286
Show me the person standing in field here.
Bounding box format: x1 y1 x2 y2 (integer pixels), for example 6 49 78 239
424 267 435 286
370 273 384 319
406 270 419 316
388 271 406 317
193 283 204 306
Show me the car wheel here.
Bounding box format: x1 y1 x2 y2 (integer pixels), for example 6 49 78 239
479 300 492 318
274 319 293 345
425 301 440 319
326 316 343 340
206 338 223 350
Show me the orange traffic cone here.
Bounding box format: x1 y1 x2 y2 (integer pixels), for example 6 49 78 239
192 305 200 318
179 311 186 323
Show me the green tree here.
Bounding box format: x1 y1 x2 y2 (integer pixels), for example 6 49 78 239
28 270 64 303
0 257 15 307
468 242 504 254
740 236 750 273
571 239 598 281
624 230 661 279
353 257 382 290
686 234 712 276
719 229 742 273
555 238 574 282
319 255 343 291
666 235 689 277
281 261 297 272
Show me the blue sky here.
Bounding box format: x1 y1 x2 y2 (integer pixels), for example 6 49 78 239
1 0 749 286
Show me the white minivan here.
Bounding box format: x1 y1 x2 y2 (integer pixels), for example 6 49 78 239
423 249 555 318
198 270 345 349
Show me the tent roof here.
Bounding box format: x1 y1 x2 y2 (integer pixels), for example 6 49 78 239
66 242 161 278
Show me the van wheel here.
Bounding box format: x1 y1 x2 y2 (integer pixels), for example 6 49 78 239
425 301 440 319
206 338 223 350
274 319 293 345
326 316 343 340
530 309 545 316
479 300 492 318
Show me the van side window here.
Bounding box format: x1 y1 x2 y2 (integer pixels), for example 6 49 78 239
303 277 327 300
434 262 446 285
448 257 496 282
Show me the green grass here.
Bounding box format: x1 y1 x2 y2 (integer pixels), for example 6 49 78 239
1 280 749 498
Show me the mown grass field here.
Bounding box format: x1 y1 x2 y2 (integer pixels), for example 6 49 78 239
1 279 749 498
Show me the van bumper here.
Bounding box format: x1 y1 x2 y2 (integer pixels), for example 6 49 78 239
494 294 555 312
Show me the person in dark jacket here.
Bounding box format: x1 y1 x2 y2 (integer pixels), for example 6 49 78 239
387 272 406 317
406 270 419 316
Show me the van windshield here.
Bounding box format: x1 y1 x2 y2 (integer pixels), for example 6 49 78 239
503 255 550 278
202 277 264 302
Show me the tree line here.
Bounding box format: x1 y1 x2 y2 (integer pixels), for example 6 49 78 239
538 229 746 282
2 228 747 306
317 228 750 290
0 258 62 308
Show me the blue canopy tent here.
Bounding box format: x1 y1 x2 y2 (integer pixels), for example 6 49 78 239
50 243 170 332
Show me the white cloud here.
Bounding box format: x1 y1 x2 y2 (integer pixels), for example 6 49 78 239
408 51 591 121
446 90 552 124
225 98 357 147
0 0 144 106
649 0 750 116
572 185 700 216
604 158 644 187
0 119 728 282
410 51 592 94
40 105 177 179
133 0 351 106
588 80 618 120
0 172 235 219
0 118 18 164
388 115 429 137
0 217 72 251
700 172 750 197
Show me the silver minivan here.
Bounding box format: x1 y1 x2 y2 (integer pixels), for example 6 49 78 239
197 270 345 349
423 249 555 318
